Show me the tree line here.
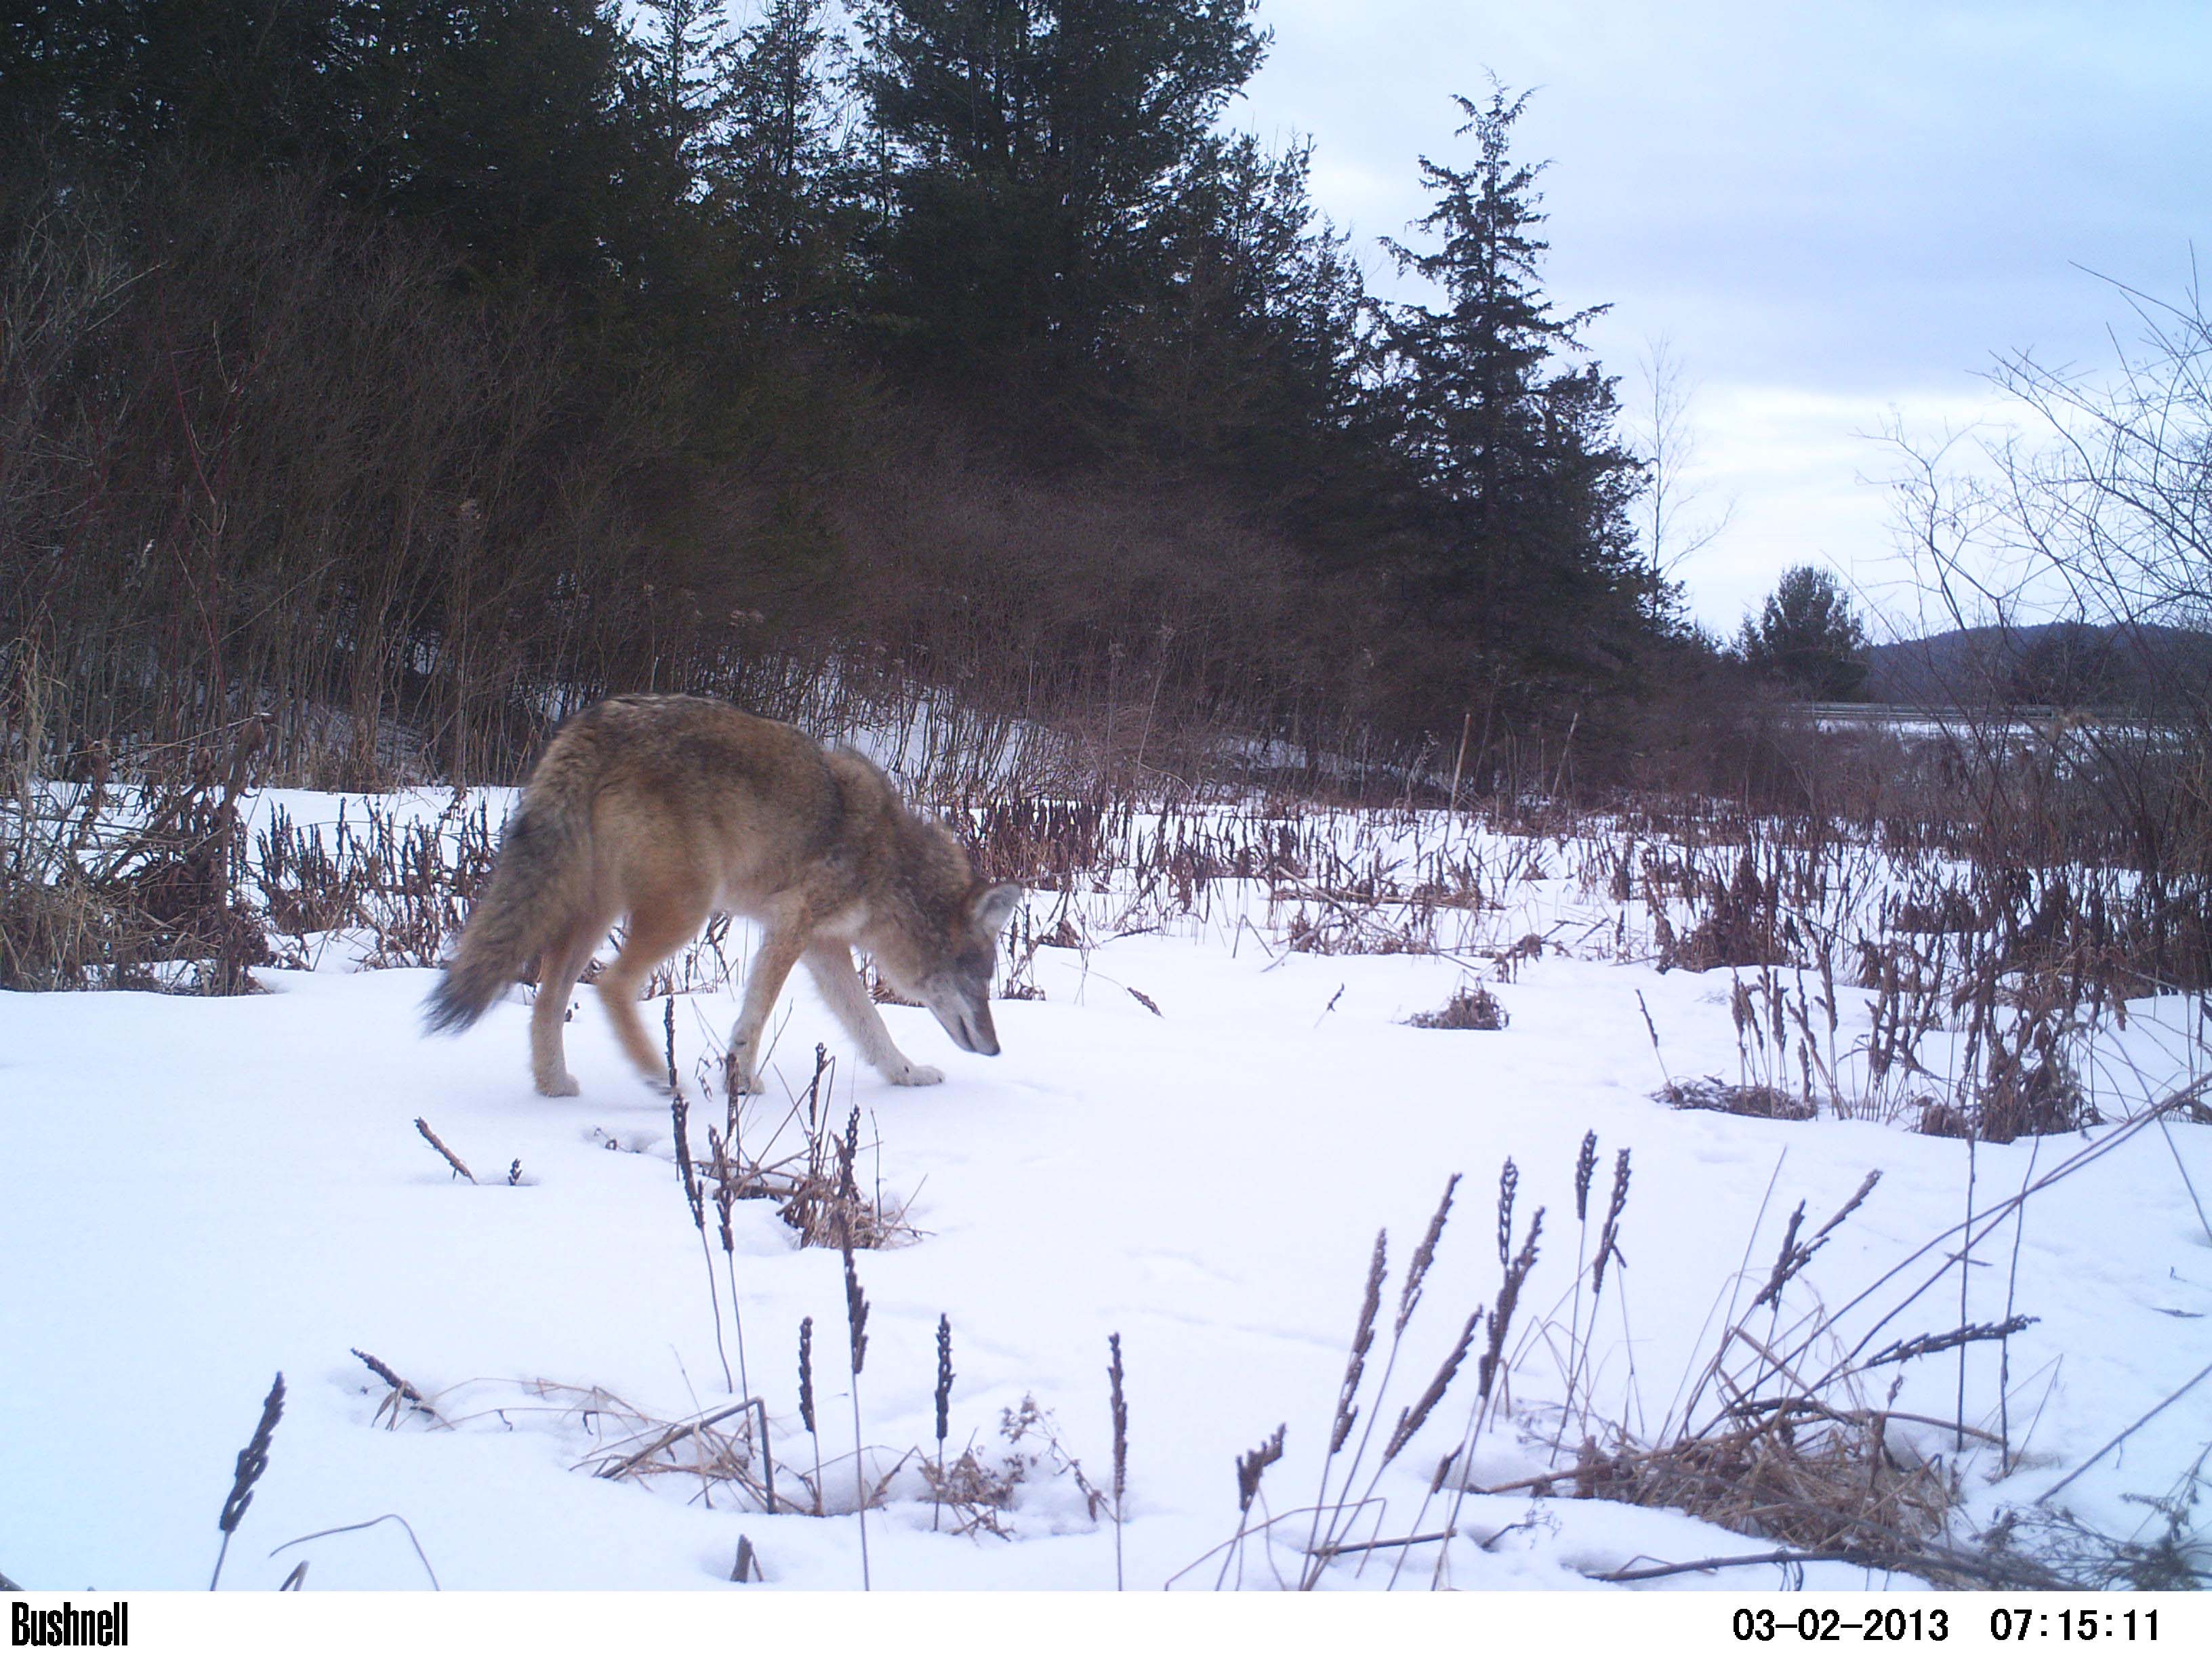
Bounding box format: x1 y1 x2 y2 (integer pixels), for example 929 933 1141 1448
3 1 1713 790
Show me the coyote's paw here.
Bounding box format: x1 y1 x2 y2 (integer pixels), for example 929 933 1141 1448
722 1052 766 1097
890 1063 945 1087
537 1071 582 1098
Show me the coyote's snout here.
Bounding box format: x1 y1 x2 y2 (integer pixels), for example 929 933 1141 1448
424 695 1022 1097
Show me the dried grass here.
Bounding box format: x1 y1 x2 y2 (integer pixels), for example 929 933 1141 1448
1658 1075 1816 1121
1405 984 1509 1031
1570 1410 1959 1573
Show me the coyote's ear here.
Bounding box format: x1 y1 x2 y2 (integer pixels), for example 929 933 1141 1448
971 882 1023 934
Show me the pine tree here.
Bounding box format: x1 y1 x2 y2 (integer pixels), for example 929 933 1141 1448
3 3 660 300
709 0 863 327
1738 565 1868 700
855 0 1267 424
634 0 737 176
1110 133 1370 495
1 0 351 167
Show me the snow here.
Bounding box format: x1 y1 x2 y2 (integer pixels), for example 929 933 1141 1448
3 788 2208 1593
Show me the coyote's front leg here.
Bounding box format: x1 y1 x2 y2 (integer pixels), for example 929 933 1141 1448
804 943 943 1087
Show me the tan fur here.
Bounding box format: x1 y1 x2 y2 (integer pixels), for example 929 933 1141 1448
425 694 1021 1097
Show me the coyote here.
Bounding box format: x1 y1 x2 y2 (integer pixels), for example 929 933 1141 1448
424 694 1022 1097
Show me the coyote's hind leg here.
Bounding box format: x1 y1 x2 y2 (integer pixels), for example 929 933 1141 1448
598 891 714 1089
530 917 607 1097
724 900 813 1095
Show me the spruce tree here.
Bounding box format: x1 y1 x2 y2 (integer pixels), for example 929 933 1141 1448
1380 85 1645 701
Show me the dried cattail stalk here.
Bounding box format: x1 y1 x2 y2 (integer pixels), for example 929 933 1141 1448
1635 991 1665 1068
1751 1200 1810 1314
1755 1169 1881 1314
697 1122 751 1402
211 1372 285 1589
1384 1307 1482 1462
802 1042 828 1134
706 1126 737 1252
840 1240 874 1588
1811 1169 1882 1245
834 1102 861 1204
1397 1173 1461 1334
1330 1231 1387 1454
798 1314 824 1517
1236 1424 1286 1515
1109 1331 1129 1592
1864 1314 2038 1370
928 1312 954 1533
671 1086 703 1231
666 1069 733 1394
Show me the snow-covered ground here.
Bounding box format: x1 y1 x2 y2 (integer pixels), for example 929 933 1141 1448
3 788 2208 1592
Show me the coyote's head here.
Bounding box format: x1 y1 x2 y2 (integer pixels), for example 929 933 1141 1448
924 880 1023 1056
878 855 1023 1059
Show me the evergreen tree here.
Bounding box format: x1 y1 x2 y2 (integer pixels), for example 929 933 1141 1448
1738 565 1868 699
709 0 863 328
1379 86 1645 697
1109 133 1371 498
634 0 735 176
855 0 1266 426
348 1 660 300
12 2 669 307
0 0 352 165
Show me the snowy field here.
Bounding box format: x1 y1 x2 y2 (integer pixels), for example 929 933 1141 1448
2 785 2208 1593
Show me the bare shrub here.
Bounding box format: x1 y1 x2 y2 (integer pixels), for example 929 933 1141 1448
695 1048 921 1253
920 1396 1111 1543
1658 848 1792 972
1981 1450 2211 1591
1 714 268 993
1572 1411 1957 1572
251 795 498 970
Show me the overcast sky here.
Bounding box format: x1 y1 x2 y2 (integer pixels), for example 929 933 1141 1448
1229 0 2210 637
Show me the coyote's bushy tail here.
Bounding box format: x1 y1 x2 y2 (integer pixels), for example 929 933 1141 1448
422 771 593 1036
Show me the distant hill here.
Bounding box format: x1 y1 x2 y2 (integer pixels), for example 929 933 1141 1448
1862 621 2212 710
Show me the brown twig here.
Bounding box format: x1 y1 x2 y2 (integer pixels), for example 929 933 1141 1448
413 1118 474 1183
